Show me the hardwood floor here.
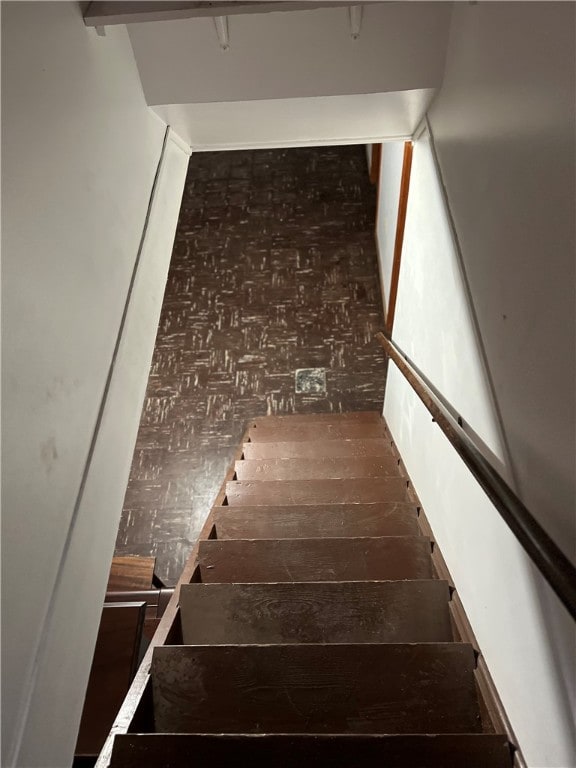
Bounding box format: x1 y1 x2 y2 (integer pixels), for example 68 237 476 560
116 146 385 584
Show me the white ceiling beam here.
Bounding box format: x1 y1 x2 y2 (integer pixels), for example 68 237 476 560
83 1 364 28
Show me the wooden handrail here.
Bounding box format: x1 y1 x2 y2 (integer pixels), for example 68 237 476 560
376 331 576 620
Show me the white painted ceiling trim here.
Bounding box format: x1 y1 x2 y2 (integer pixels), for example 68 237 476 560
152 89 436 152
186 134 412 153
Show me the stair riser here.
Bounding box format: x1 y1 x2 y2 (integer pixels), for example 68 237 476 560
243 439 394 460
248 423 387 442
110 734 514 768
235 457 401 481
213 503 420 539
152 644 482 734
180 581 453 644
252 412 381 424
197 537 433 582
226 478 410 505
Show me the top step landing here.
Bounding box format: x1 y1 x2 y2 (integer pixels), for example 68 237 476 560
248 413 386 442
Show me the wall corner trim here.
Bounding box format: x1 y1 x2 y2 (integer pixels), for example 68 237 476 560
168 126 192 156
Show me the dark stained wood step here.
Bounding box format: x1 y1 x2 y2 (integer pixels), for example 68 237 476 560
252 411 382 424
212 503 420 539
151 643 482 734
234 456 401 481
197 537 433 582
248 421 387 442
225 477 410 505
110 734 514 768
243 438 394 460
179 581 452 644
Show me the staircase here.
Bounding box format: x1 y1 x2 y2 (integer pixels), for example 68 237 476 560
106 412 516 768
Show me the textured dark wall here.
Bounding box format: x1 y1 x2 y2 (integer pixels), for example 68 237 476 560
116 146 385 584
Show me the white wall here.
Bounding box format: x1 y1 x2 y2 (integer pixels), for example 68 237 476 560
128 3 452 106
1 4 189 767
383 3 575 766
428 1 575 550
374 141 406 313
153 89 435 151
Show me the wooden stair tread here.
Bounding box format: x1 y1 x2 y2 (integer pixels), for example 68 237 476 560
180 581 452 644
151 643 482 734
110 734 514 768
235 456 401 481
252 411 382 424
226 477 410 505
212 503 420 539
197 537 433 582
243 438 394 460
248 421 387 442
